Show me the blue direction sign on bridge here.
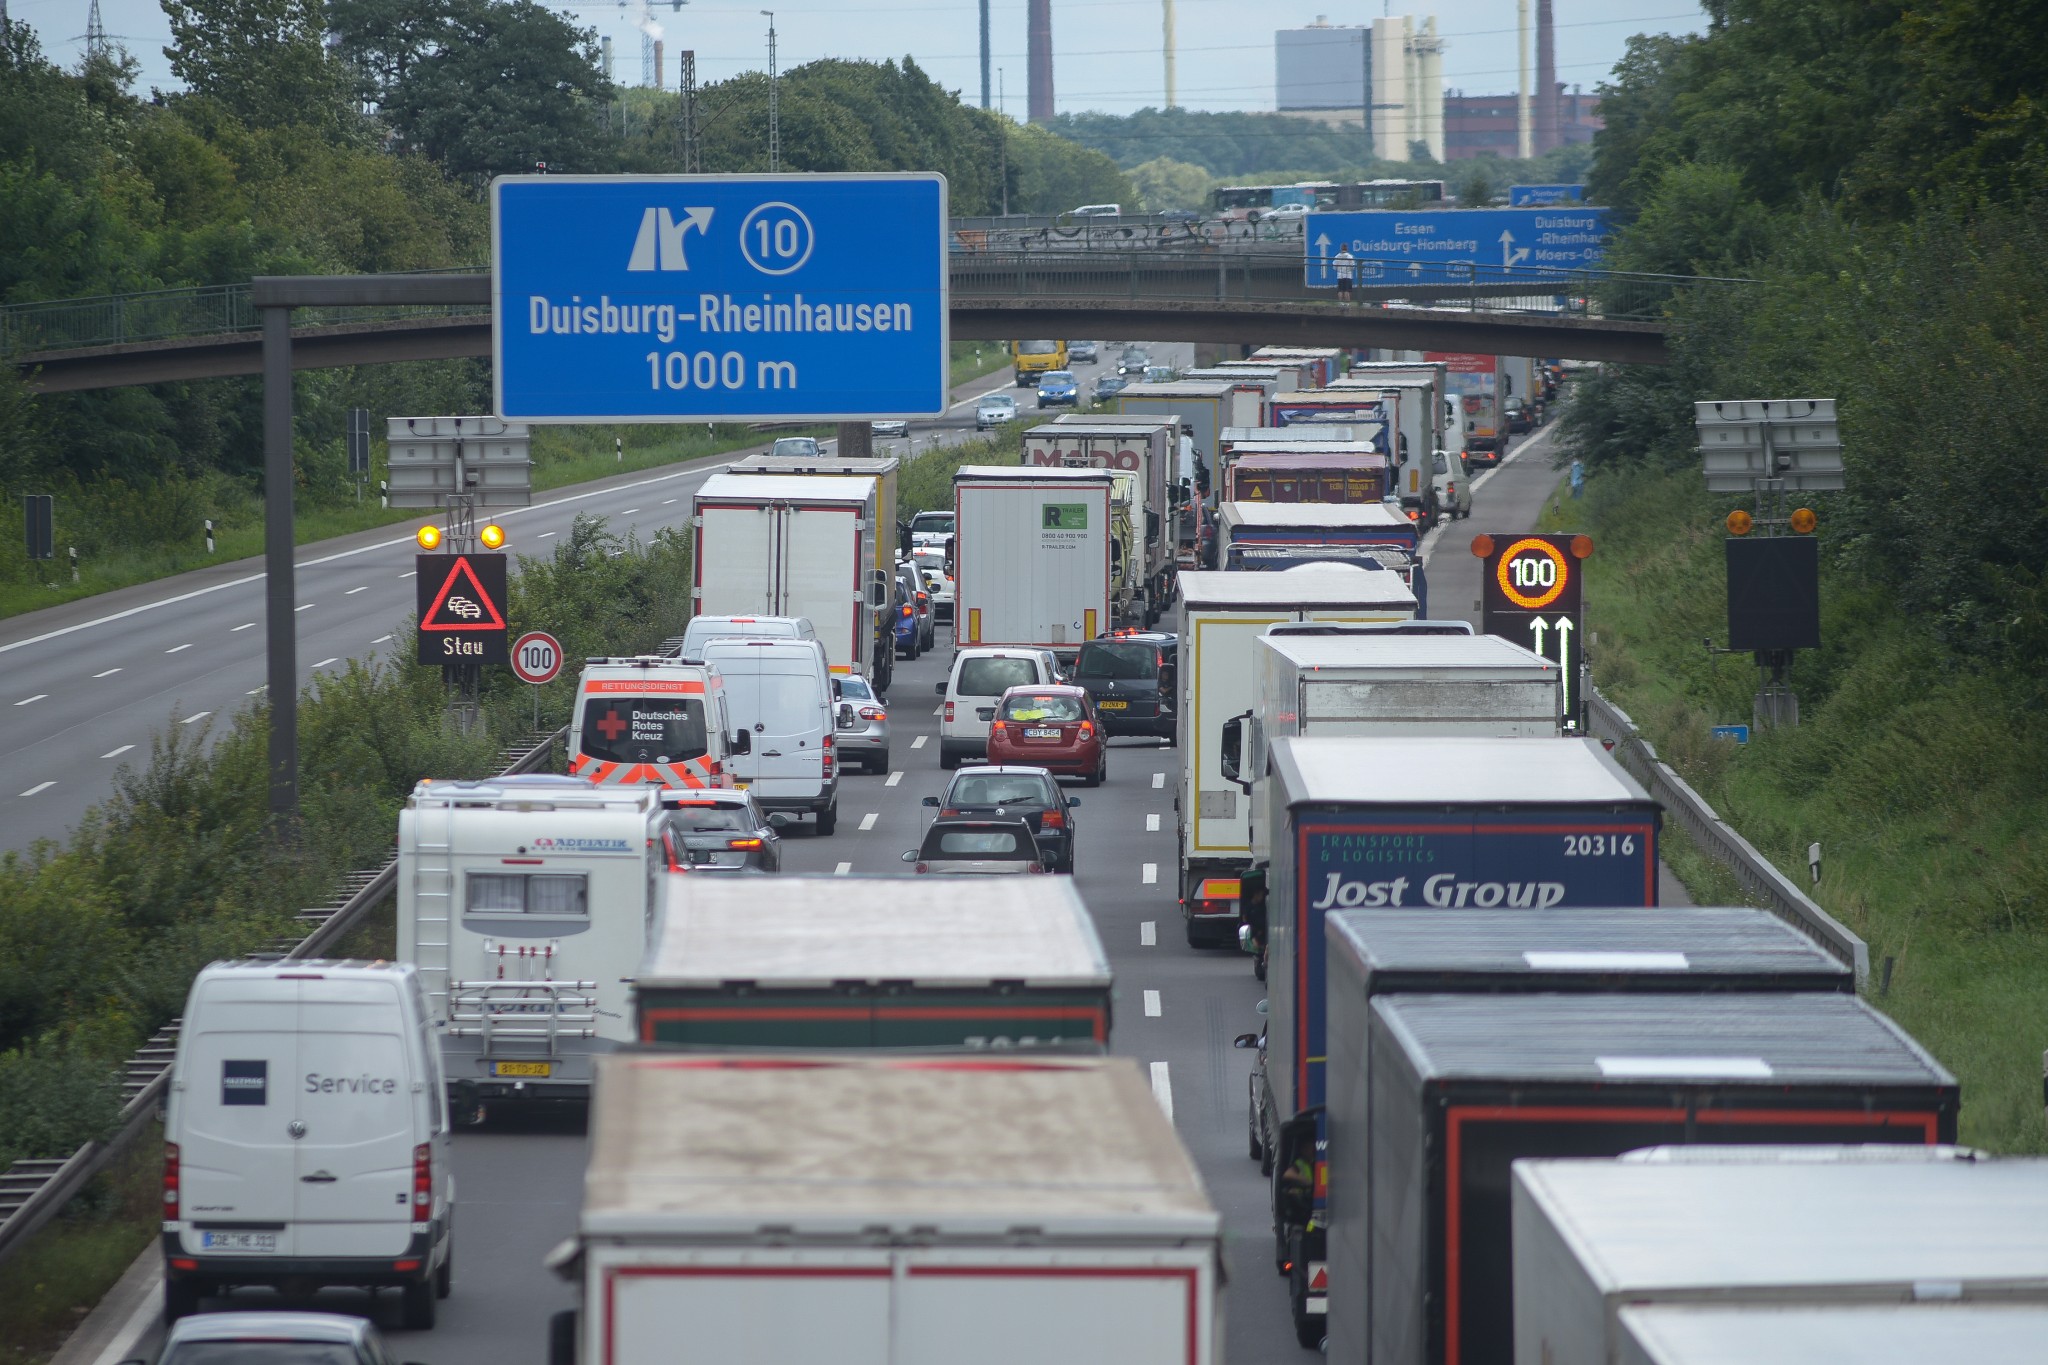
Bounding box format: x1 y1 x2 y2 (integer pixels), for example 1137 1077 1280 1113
492 173 949 423
1305 207 1610 288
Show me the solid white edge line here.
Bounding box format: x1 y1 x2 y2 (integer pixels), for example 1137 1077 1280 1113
1143 989 1162 1017
1149 1061 1174 1122
1140 920 1157 946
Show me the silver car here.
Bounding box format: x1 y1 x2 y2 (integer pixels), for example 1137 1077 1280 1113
138 1311 414 1365
833 673 891 773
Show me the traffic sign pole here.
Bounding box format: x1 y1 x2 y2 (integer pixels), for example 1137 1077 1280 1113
510 630 564 729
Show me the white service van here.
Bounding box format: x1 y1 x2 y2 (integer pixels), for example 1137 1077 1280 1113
698 637 839 832
398 775 670 1115
936 647 1063 768
568 656 746 789
674 613 816 660
162 959 453 1327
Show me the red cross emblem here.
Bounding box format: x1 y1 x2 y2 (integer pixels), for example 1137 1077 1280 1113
595 709 629 741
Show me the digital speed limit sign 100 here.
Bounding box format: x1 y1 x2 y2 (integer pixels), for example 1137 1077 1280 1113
1473 533 1593 731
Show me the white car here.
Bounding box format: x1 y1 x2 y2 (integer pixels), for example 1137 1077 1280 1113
1260 202 1310 221
912 550 954 622
976 393 1017 430
935 648 1061 768
1432 449 1473 520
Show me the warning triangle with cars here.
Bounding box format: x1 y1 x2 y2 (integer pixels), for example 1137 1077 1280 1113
420 555 508 631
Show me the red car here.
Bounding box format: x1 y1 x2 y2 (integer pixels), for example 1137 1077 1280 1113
984 685 1107 785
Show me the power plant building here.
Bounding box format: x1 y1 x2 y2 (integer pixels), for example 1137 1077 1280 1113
1273 16 1443 162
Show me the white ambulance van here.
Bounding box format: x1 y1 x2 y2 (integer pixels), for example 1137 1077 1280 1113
567 656 747 789
162 959 453 1327
398 775 668 1117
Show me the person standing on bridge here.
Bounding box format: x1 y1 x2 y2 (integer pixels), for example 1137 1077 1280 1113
1332 246 1358 304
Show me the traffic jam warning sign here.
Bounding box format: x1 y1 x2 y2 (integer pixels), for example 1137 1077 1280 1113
1475 533 1591 732
416 552 510 665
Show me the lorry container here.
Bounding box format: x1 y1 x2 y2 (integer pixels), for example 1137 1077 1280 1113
1331 367 1447 520
1192 361 1301 392
952 465 1113 656
1251 345 1345 387
1174 570 1418 949
633 875 1113 1049
1222 424 1359 456
1366 993 1957 1365
399 775 668 1109
692 471 887 685
1617 1304 2048 1365
554 1053 1222 1365
1227 450 1392 504
1216 501 1426 612
1217 438 1379 499
729 451 904 564
1498 354 1542 429
1113 379 1246 485
1183 366 1283 410
1425 353 1499 459
1269 389 1396 453
1024 420 1176 621
1512 1155 2048 1365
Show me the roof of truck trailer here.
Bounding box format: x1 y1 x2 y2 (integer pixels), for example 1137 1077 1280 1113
1271 735 1652 807
1177 568 1417 611
1230 450 1392 467
1223 426 1357 442
1112 381 1240 398
1373 992 1952 1087
1260 633 1553 674
696 471 876 503
1617 1304 2048 1363
729 453 902 476
1327 907 1849 989
1023 423 1165 439
638 876 1111 987
1513 1158 2048 1292
582 1054 1219 1238
953 464 1114 484
1221 501 1412 529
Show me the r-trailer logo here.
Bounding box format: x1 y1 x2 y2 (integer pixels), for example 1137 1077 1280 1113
221 1059 268 1106
1042 503 1088 530
416 552 511 666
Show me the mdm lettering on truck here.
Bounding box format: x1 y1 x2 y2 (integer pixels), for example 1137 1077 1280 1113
1292 812 1659 1111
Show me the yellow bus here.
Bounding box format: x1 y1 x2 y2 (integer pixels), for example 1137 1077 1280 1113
1011 339 1070 386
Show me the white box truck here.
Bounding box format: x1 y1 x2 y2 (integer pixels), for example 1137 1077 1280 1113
1513 1155 2048 1365
398 774 667 1113
952 465 1113 657
1332 363 1448 521
1026 420 1176 623
549 1054 1222 1365
1174 568 1417 948
1113 379 1245 485
1616 1304 2048 1365
692 471 889 687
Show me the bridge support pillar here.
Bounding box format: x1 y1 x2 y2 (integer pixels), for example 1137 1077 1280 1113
835 422 873 460
261 307 298 825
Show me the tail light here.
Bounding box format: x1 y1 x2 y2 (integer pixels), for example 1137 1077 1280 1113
990 719 1008 735
940 808 960 817
901 604 913 619
727 838 764 850
944 701 955 722
412 1143 432 1214
859 706 885 721
1078 721 1094 738
914 862 930 874
822 733 835 778
163 1142 180 1219
1041 808 1065 829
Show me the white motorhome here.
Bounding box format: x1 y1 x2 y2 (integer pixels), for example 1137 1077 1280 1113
398 775 669 1114
698 637 839 832
163 959 454 1327
568 656 744 789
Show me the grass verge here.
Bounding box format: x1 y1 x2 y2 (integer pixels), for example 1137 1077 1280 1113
0 1134 160 1365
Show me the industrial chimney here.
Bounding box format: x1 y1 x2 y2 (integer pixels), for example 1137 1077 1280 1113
1028 0 1054 124
652 39 664 90
1536 0 1558 153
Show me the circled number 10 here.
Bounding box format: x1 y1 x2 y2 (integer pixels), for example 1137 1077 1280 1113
753 218 801 261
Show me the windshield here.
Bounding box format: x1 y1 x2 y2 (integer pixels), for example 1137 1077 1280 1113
1017 340 1058 353
1039 371 1074 385
956 656 1038 697
579 694 709 764
836 675 875 702
911 512 955 533
668 804 752 834
682 618 794 655
980 395 1014 409
163 1346 361 1365
948 774 1054 807
928 829 1028 856
1076 641 1161 681
771 437 819 457
1000 692 1084 722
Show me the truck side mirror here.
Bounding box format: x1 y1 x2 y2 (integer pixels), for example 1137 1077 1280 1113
728 730 752 756
866 570 890 609
1145 509 1160 544
1219 710 1251 789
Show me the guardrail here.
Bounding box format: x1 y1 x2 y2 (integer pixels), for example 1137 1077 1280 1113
0 726 567 1267
1586 688 1869 983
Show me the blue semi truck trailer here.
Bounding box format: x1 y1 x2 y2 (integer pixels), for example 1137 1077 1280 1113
1245 734 1662 1344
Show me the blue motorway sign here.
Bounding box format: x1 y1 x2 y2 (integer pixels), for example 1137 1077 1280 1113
1510 183 1588 206
1305 207 1610 287
492 174 949 423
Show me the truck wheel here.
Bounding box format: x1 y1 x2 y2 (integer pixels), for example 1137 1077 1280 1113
1254 947 1268 982
815 803 838 836
401 1274 438 1330
1184 919 1212 949
548 1310 579 1365
163 1278 200 1324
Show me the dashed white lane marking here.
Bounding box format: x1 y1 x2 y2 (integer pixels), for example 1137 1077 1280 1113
232 622 255 631
101 745 134 759
180 712 210 724
19 781 54 797
910 735 927 749
1143 989 1162 1017
834 861 852 875
1141 921 1157 946
294 603 314 612
537 531 556 539
312 658 338 669
885 771 903 787
400 571 416 578
622 507 641 515
1149 1062 1174 1122
14 694 46 706
246 686 266 694
661 498 677 505
859 812 878 831
1146 812 1160 831
1142 862 1158 884
372 635 393 645
1151 772 1165 789
164 643 192 654
346 585 368 595
93 668 121 678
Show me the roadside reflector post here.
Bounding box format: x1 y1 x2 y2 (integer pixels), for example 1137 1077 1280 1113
204 518 214 555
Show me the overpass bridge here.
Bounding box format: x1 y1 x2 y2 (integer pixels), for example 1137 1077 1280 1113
3 251 1734 393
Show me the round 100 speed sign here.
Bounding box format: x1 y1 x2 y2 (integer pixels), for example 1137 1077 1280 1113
509 631 563 685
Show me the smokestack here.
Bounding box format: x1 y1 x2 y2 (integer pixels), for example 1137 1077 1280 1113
1028 0 1054 124
1163 0 1176 109
1536 0 1557 153
653 39 664 90
1516 0 1532 158
980 0 991 108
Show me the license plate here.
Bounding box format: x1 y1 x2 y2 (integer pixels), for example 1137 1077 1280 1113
492 1061 552 1077
201 1231 276 1253
1025 728 1061 739
1097 699 1128 710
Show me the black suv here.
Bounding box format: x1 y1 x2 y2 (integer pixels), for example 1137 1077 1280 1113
923 766 1082 874
1071 632 1177 743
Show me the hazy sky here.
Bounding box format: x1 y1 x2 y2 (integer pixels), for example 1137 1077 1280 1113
17 0 1705 116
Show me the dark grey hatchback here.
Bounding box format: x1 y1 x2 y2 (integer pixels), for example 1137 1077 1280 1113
923 766 1081 874
659 791 785 873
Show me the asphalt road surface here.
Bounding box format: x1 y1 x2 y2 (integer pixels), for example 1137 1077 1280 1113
0 344 1153 853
